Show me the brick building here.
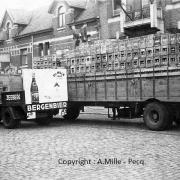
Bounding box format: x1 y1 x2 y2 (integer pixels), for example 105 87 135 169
0 0 179 73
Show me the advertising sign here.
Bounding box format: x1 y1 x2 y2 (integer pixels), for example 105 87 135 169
22 69 68 112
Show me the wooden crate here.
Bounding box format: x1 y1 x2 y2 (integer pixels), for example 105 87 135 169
132 58 139 68
114 61 120 70
139 36 146 48
161 55 169 66
154 46 161 56
169 55 177 66
101 53 108 62
132 49 139 59
169 44 177 54
140 48 146 58
161 45 169 55
107 62 114 71
80 64 86 73
146 57 153 67
146 34 154 47
120 50 126 61
119 61 126 69
108 53 114 62
119 41 126 51
114 52 120 61
169 34 177 44
85 56 91 65
132 38 140 49
86 65 91 73
100 62 106 71
154 34 161 46
96 54 101 63
161 34 169 45
154 56 161 66
127 50 132 60
139 58 146 68
146 47 153 57
126 60 132 69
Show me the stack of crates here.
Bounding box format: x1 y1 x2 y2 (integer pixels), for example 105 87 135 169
169 34 177 66
59 33 180 75
146 34 154 67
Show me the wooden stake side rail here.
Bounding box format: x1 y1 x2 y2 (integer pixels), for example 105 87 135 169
67 66 180 103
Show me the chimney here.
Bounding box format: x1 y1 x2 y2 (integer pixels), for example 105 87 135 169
97 0 109 39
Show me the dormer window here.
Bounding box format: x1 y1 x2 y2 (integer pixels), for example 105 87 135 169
58 6 65 28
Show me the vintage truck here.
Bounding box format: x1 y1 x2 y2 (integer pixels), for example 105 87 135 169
60 33 180 131
0 69 67 128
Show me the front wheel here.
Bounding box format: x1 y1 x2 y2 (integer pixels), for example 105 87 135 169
143 102 171 131
2 107 20 129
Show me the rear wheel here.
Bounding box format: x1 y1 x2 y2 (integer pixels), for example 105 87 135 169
143 102 171 131
63 106 80 121
2 107 20 129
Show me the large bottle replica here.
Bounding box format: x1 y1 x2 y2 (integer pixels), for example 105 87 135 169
30 72 39 104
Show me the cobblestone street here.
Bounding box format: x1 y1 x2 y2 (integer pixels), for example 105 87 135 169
0 107 180 180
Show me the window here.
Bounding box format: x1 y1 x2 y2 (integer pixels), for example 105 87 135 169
39 43 43 56
113 0 121 10
58 6 65 28
45 42 50 55
6 22 11 39
21 49 28 66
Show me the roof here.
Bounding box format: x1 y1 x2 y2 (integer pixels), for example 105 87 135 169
19 6 53 35
7 9 32 25
74 0 98 23
66 0 87 9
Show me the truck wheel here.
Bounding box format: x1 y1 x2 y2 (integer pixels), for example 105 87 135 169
143 102 170 131
2 108 20 129
35 118 51 126
63 106 80 121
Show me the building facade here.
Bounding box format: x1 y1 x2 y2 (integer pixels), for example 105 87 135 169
0 0 179 73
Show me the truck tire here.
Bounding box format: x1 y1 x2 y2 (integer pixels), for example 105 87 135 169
2 107 20 129
63 106 80 121
143 102 171 131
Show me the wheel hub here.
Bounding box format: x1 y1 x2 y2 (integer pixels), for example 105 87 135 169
151 110 159 123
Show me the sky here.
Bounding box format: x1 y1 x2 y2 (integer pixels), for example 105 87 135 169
0 0 53 20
